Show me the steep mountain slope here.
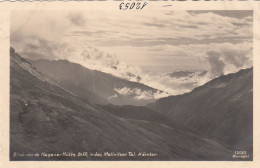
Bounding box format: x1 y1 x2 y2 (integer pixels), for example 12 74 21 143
101 104 203 139
102 104 169 123
30 59 162 106
10 47 232 160
148 67 253 158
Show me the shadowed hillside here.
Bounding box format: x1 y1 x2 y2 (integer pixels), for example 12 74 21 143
148 67 253 159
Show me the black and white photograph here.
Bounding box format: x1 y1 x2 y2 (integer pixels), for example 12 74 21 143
9 9 253 161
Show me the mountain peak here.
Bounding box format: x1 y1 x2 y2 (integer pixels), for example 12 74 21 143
193 67 252 92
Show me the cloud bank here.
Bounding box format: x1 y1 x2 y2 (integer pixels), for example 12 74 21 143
114 87 169 100
10 10 253 97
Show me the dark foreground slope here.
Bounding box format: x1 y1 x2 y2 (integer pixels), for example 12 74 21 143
148 68 253 159
10 48 232 160
31 59 160 106
102 104 168 123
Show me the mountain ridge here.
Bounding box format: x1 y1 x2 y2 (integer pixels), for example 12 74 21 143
30 59 163 106
148 67 253 158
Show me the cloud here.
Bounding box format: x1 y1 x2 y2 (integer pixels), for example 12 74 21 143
142 22 165 28
11 10 252 57
205 42 252 76
115 87 133 96
108 94 118 100
188 10 253 19
138 71 212 95
10 10 253 96
221 45 250 68
207 51 225 76
67 13 86 27
114 87 169 100
102 41 252 74
16 10 251 48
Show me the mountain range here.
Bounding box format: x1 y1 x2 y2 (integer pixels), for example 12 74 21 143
10 47 252 160
30 59 162 106
168 71 208 78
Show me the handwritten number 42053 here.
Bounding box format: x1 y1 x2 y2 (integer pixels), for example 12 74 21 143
119 1 148 10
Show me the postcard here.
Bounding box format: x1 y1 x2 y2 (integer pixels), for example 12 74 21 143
0 0 260 168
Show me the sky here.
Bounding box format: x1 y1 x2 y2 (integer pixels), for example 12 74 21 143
11 10 253 73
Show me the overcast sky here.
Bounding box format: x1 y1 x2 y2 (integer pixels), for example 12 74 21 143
11 10 253 73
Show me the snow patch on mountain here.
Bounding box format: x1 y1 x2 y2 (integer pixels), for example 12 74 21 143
113 87 169 100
